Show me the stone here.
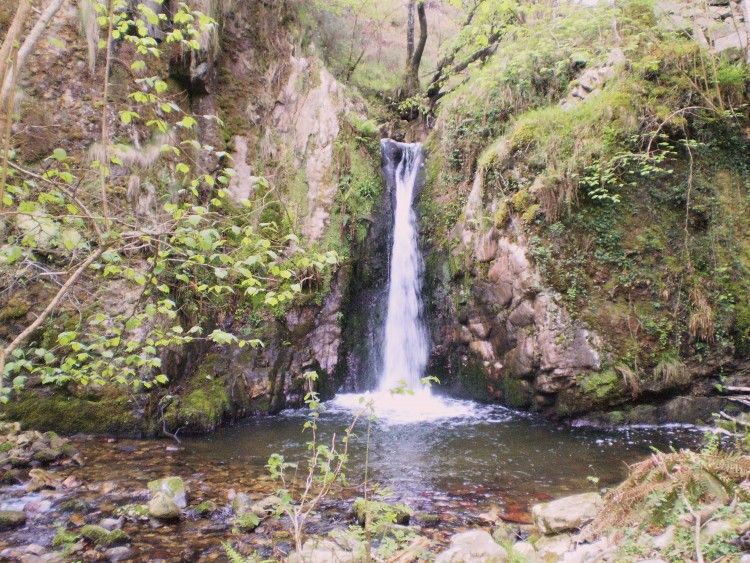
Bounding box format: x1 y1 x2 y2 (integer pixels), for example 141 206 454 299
0 509 26 530
104 546 133 562
512 542 538 561
651 525 675 550
700 519 733 541
99 517 124 531
231 492 252 515
740 555 750 563
435 530 507 563
288 531 366 563
507 301 535 328
147 476 186 508
475 229 498 262
468 318 491 339
469 340 495 362
80 525 130 547
250 495 281 518
531 492 602 534
148 492 181 520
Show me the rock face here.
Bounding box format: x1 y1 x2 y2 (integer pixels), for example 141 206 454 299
531 492 603 535
427 224 602 412
435 530 507 563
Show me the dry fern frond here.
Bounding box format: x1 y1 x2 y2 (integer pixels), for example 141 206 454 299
589 450 750 534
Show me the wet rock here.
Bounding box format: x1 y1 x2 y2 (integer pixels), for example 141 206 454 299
492 522 516 543
288 530 366 563
193 500 218 516
148 492 181 520
531 492 602 534
534 534 571 561
512 542 538 561
104 546 133 562
99 517 124 531
231 492 252 515
353 497 411 527
250 495 281 518
25 468 61 491
233 512 261 532
114 503 149 521
147 476 187 508
0 510 27 530
80 524 130 547
435 530 507 562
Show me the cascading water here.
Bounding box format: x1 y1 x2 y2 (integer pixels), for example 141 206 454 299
379 140 429 393
332 139 475 422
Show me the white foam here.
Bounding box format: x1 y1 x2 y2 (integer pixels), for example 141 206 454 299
329 391 479 425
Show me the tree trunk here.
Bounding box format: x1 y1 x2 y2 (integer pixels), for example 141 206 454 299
0 0 31 91
742 0 750 64
0 0 66 105
403 0 427 97
406 0 415 65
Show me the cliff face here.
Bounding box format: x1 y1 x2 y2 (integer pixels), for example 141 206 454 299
420 0 750 424
0 0 383 434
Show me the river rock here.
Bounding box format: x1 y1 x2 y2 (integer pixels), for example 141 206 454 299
104 546 133 562
147 476 186 508
512 541 539 562
0 510 26 530
148 492 181 520
532 492 602 534
250 495 281 518
232 492 252 515
435 530 507 562
288 530 365 563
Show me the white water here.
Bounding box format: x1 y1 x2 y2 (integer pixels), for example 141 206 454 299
380 142 429 392
332 140 475 423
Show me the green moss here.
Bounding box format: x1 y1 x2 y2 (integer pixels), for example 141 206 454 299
164 364 230 433
80 524 130 547
0 442 13 453
4 392 148 436
52 528 80 548
233 512 261 532
501 378 532 409
194 500 218 516
0 296 32 321
580 369 621 399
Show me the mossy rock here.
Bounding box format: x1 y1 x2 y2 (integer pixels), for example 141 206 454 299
193 500 218 516
501 378 533 409
4 392 149 436
352 498 412 530
233 512 261 532
80 524 130 547
0 296 31 321
163 365 230 433
0 510 26 531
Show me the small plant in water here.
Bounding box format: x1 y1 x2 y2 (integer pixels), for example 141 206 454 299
265 370 370 554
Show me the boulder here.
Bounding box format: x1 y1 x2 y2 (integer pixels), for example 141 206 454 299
435 530 507 563
147 476 186 508
104 546 133 562
0 510 26 530
148 492 180 520
288 530 365 563
532 492 602 534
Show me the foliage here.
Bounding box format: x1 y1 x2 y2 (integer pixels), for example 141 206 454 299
0 0 339 403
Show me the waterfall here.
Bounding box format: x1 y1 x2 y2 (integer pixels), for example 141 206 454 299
379 140 429 393
331 139 475 423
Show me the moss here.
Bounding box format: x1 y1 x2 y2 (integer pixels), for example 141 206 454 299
80 524 130 547
580 369 622 400
0 442 13 453
194 500 218 516
0 296 32 321
501 378 532 409
233 512 261 532
52 528 80 548
164 365 230 433
4 392 148 436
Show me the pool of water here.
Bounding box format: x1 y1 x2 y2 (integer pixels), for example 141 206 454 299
185 395 703 517
0 396 705 559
